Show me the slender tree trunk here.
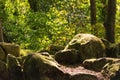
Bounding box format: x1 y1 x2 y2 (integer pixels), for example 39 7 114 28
0 19 4 42
90 0 96 25
104 0 116 43
90 0 97 35
101 0 107 22
28 0 38 12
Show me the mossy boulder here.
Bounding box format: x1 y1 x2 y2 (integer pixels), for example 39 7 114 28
55 49 78 64
101 60 120 80
48 44 64 54
106 43 120 58
0 60 8 80
23 53 66 80
0 46 6 61
0 42 20 57
83 58 120 72
7 54 23 80
101 38 111 49
65 33 106 62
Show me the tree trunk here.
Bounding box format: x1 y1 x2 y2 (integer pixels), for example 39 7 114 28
0 19 4 42
28 0 38 12
90 0 97 35
101 0 107 22
104 0 116 43
90 0 96 25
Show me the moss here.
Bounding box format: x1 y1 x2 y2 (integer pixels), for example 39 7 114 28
102 60 120 79
23 53 62 80
20 49 34 56
7 54 23 80
0 46 5 61
0 42 20 57
55 49 78 64
83 58 120 72
0 60 8 80
65 34 106 62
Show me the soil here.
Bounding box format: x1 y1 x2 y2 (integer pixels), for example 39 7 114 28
59 64 105 80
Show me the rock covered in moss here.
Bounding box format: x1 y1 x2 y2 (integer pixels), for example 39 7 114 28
0 42 20 57
0 46 6 61
7 54 23 80
101 38 111 49
64 33 106 62
55 49 78 64
100 40 120 58
83 58 120 72
48 44 64 54
106 43 120 58
23 53 66 80
0 60 8 80
101 60 120 80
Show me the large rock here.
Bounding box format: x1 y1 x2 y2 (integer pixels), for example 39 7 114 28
64 33 106 62
101 38 110 49
0 42 20 57
7 54 23 80
83 58 120 72
0 60 8 80
0 46 6 61
23 53 68 80
55 49 78 64
101 60 120 80
48 44 64 54
98 39 120 58
106 43 120 58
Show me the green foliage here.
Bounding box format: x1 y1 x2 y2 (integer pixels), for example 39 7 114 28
3 0 29 43
116 0 120 42
1 0 120 51
0 0 6 20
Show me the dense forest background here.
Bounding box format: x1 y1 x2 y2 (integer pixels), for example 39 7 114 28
0 0 120 51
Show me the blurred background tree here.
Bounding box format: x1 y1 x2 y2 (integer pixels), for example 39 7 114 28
104 0 116 43
0 0 120 51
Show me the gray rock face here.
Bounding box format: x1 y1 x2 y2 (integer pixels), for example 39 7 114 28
65 34 106 62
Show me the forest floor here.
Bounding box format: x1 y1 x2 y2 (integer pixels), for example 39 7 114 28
59 64 105 80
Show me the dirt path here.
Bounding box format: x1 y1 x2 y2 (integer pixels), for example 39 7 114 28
59 64 105 80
